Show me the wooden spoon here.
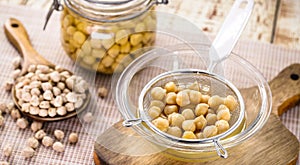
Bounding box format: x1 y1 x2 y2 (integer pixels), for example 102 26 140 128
4 18 90 122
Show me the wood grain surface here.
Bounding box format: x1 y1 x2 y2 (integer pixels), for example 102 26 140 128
2 0 300 49
93 64 300 165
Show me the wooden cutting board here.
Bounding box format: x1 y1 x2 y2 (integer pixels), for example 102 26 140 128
94 64 300 165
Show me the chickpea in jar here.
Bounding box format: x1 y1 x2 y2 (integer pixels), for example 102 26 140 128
60 5 157 74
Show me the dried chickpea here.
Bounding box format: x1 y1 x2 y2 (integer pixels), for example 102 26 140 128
215 120 230 134
2 144 13 157
208 95 224 109
83 112 93 123
0 116 4 127
164 82 178 93
148 106 161 119
163 105 178 116
35 130 46 140
168 113 185 128
0 161 9 165
21 147 35 158
188 90 201 104
194 115 207 130
182 120 196 132
203 125 218 138
98 87 108 98
166 126 182 138
11 109 21 120
150 87 166 100
54 130 65 141
16 118 29 129
195 103 209 116
152 117 169 132
224 95 238 111
149 100 165 111
181 109 194 120
165 92 177 104
27 137 39 149
42 136 54 147
176 90 190 107
31 121 43 132
182 131 197 139
206 113 217 125
53 142 65 152
69 133 78 144
217 109 231 121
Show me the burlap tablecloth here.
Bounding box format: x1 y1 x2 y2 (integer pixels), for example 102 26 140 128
0 4 299 165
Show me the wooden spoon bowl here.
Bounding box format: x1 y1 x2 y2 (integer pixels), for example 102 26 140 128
4 18 90 122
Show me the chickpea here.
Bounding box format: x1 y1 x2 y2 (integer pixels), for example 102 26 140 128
150 87 166 100
2 144 13 157
152 117 169 132
216 104 229 114
181 109 195 120
217 109 231 121
16 118 29 129
148 106 161 119
203 125 218 138
83 112 93 123
206 113 217 125
188 82 200 91
196 132 204 139
167 126 182 138
176 90 190 107
35 130 46 140
168 113 185 128
208 95 224 109
195 103 209 116
182 120 196 132
163 105 178 116
188 90 202 104
42 136 54 147
21 147 35 158
224 95 238 111
208 109 215 114
201 95 210 104
165 92 177 104
54 130 65 141
98 87 108 98
130 33 143 46
182 131 197 139
52 142 65 152
69 133 79 144
149 100 165 111
164 82 178 93
31 121 43 132
215 120 230 134
194 115 207 130
27 137 39 149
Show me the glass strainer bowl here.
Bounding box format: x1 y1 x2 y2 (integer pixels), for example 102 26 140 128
113 43 272 160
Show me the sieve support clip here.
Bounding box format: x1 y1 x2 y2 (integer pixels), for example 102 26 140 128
213 139 228 158
123 118 142 127
43 0 64 30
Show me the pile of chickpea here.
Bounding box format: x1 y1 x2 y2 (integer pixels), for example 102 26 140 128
148 81 238 139
60 8 156 74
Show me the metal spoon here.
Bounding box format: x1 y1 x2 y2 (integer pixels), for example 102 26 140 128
4 18 90 122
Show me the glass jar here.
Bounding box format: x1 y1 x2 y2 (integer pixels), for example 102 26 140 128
60 0 167 74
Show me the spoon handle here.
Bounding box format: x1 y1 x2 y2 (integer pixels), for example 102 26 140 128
4 18 54 73
210 0 254 63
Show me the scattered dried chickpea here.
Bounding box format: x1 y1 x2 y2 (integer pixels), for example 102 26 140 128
31 121 43 132
195 103 209 116
0 161 9 165
0 116 5 127
182 131 197 139
98 87 108 98
52 141 65 152
16 118 29 129
10 109 21 120
83 112 93 123
54 130 65 141
152 117 169 132
203 125 218 138
42 136 54 147
215 120 230 134
181 109 195 120
35 130 46 140
166 126 182 138
27 137 39 149
69 133 79 144
21 147 35 158
2 144 13 157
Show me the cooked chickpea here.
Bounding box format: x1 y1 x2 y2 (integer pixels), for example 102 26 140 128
168 113 185 128
203 125 218 138
150 87 166 100
206 113 217 125
224 95 238 111
164 82 178 93
182 131 196 139
195 103 209 116
196 132 204 139
148 106 161 119
188 82 200 91
208 95 224 109
201 95 210 104
188 90 201 104
181 109 195 120
217 109 231 121
215 120 230 134
182 120 196 132
152 117 169 132
166 126 182 138
194 115 207 130
216 104 229 114
165 92 177 104
163 105 178 116
176 90 190 107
